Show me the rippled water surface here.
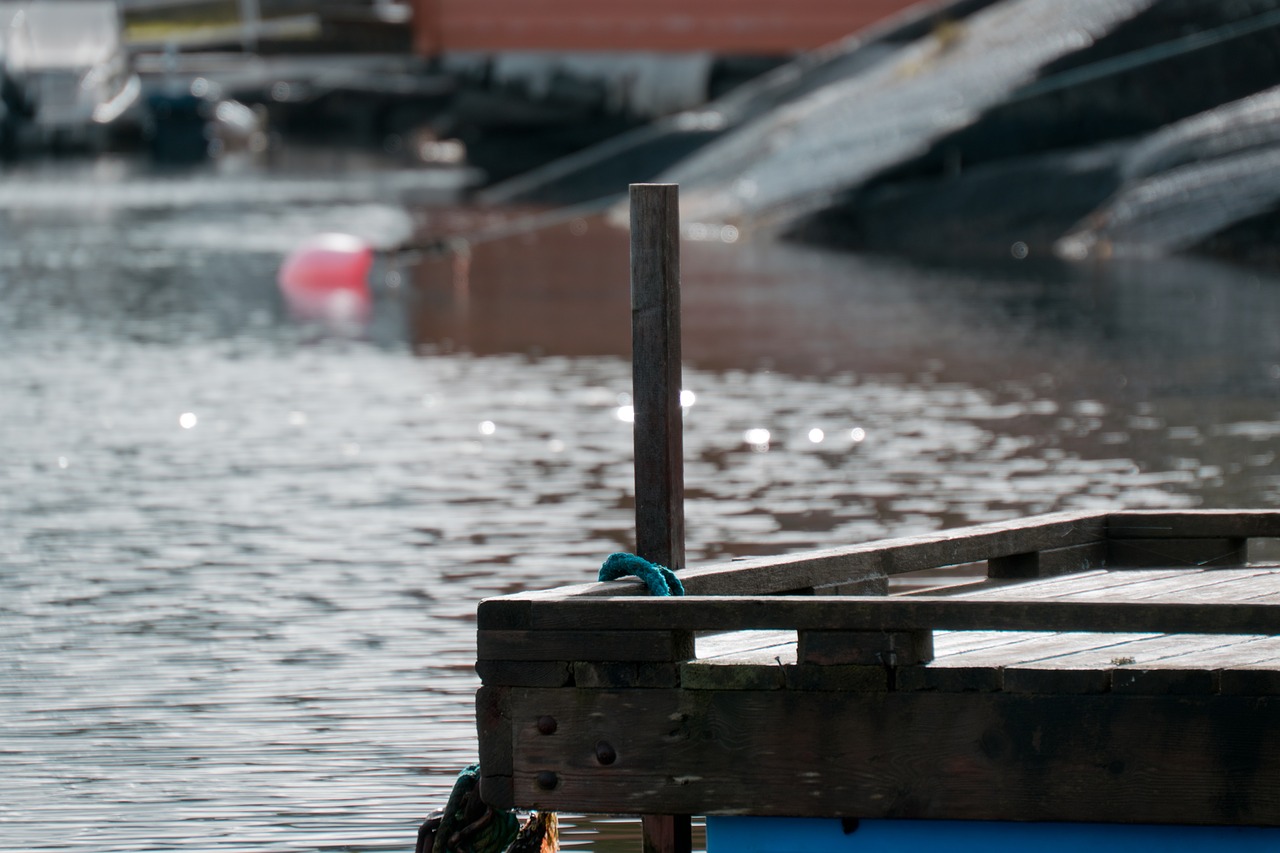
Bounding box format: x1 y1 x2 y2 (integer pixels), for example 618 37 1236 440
3 154 1280 852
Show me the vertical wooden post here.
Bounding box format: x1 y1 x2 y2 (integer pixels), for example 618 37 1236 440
629 183 692 853
630 183 686 572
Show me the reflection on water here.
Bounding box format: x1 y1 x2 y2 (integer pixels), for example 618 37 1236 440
1 156 1279 852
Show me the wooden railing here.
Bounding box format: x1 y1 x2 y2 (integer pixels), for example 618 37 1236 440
474 509 1280 826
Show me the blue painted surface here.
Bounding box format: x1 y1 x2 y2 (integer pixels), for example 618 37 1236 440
706 816 1280 852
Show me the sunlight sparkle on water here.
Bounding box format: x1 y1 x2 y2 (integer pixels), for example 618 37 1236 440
680 389 697 408
851 427 867 442
479 420 496 435
744 428 771 451
615 405 635 423
808 428 825 443
178 412 198 429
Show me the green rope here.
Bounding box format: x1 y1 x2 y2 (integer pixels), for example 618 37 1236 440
598 552 685 596
426 764 519 853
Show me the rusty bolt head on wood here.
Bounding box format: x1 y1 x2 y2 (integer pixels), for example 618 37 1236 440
536 715 557 735
595 741 617 766
535 771 558 791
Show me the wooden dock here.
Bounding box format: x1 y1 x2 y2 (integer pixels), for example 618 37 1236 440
466 186 1280 851
475 509 1280 838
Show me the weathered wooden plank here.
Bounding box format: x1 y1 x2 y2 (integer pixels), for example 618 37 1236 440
684 641 795 690
479 596 534 630
630 182 691 853
988 541 1109 579
1107 510 1280 540
475 660 573 687
891 566 986 595
934 632 1158 669
1009 632 1252 670
1002 667 1111 694
573 661 681 689
1126 635 1280 669
813 573 890 595
479 774 515 810
682 657 788 691
954 569 1177 600
1201 640 1280 693
476 685 513 806
522 596 1280 636
478 629 695 662
503 687 1280 824
896 664 1003 692
1053 569 1271 602
1220 669 1280 695
784 664 889 692
682 647 888 692
695 630 795 660
498 580 653 600
632 179 691 850
631 182 684 575
797 629 933 666
931 629 1045 656
482 513 1280 608
671 511 1107 594
1111 667 1216 695
1202 573 1280 601
1108 538 1248 568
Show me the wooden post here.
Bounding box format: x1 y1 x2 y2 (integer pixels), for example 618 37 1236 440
630 183 686 572
629 183 692 853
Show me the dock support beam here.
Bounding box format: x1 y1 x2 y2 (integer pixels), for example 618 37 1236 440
630 183 692 853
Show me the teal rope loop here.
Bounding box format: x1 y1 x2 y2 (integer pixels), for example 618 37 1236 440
598 552 685 596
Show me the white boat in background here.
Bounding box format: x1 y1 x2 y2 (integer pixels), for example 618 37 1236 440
0 1 140 147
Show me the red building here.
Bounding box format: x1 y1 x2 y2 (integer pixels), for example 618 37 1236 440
410 0 925 56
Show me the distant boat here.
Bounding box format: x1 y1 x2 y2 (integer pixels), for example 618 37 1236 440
0 1 141 149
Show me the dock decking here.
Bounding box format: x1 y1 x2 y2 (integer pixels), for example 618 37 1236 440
475 510 1280 828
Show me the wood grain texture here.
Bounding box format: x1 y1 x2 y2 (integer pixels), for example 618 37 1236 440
988 541 1108 578
642 814 692 853
477 512 1280 618
1108 538 1248 568
573 661 681 689
953 569 1175 599
673 511 1107 593
896 664 1003 692
630 183 684 574
797 629 933 666
478 629 695 662
630 181 691 853
475 660 573 687
1107 510 1280 539
518 595 1280 635
504 687 1280 825
476 685 513 783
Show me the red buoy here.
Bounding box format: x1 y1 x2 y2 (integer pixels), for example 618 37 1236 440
277 233 374 325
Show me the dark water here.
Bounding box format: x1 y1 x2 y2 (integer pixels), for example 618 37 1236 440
2 153 1279 852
